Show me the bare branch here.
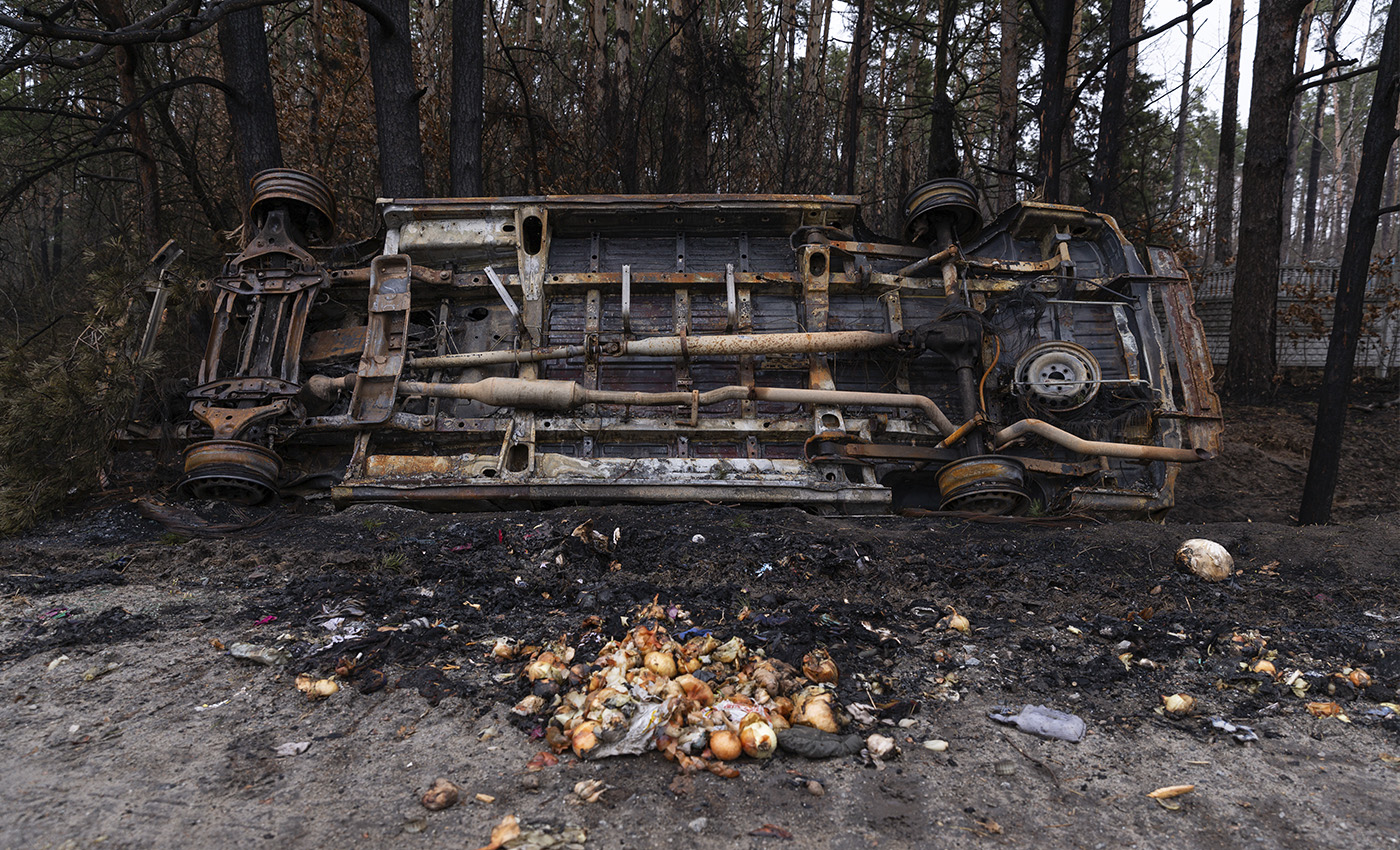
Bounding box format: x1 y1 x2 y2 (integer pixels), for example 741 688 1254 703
1290 57 1359 89
91 75 235 144
0 0 393 49
1294 62 1380 94
1071 0 1214 106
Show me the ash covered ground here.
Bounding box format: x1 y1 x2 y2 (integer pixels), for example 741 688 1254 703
1 380 1397 850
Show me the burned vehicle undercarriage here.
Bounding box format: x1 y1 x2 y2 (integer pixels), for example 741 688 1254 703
126 170 1223 518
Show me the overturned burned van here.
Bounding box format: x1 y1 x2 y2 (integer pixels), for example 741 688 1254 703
144 170 1222 517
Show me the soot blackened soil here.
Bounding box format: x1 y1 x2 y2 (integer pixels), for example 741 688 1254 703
0 382 1397 850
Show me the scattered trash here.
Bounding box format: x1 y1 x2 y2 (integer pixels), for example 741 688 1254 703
989 704 1086 742
82 662 120 681
775 725 863 759
274 741 311 757
295 674 340 700
922 739 949 752
690 534 706 544
46 654 70 671
421 777 461 811
1161 693 1196 716
748 824 793 839
992 758 1017 776
228 642 290 666
1209 718 1259 744
1176 538 1233 581
755 563 773 577
475 793 496 804
254 614 278 626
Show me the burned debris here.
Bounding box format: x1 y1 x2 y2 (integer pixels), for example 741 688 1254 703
122 171 1222 517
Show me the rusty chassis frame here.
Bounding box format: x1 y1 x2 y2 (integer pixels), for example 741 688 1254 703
124 171 1222 517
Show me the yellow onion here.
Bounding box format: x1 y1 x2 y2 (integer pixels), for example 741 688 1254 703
681 634 718 659
644 650 679 679
1176 538 1234 581
1348 668 1372 688
420 778 460 811
1251 660 1276 676
712 637 746 664
1161 693 1195 715
596 707 628 740
491 637 518 660
525 651 565 682
752 662 781 693
771 695 794 720
709 729 742 761
674 674 715 706
802 648 839 685
865 733 897 760
571 721 600 757
583 686 628 715
739 713 777 759
792 686 840 733
626 668 669 697
511 694 545 717
937 608 971 635
295 674 340 700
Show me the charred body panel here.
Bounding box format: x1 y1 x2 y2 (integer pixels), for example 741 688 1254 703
165 172 1222 517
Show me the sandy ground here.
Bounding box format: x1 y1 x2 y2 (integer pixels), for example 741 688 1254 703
1 383 1397 849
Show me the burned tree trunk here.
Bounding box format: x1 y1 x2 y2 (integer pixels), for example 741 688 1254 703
451 0 485 196
841 0 875 194
1089 0 1132 218
1223 0 1311 402
996 0 1021 208
1036 0 1077 201
1300 2 1400 524
1211 0 1244 265
1169 8 1194 212
927 0 960 181
366 0 427 197
218 8 284 197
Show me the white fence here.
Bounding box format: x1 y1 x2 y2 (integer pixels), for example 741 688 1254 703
1191 265 1400 377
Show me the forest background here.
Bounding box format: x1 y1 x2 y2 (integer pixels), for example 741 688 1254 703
0 0 1396 528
